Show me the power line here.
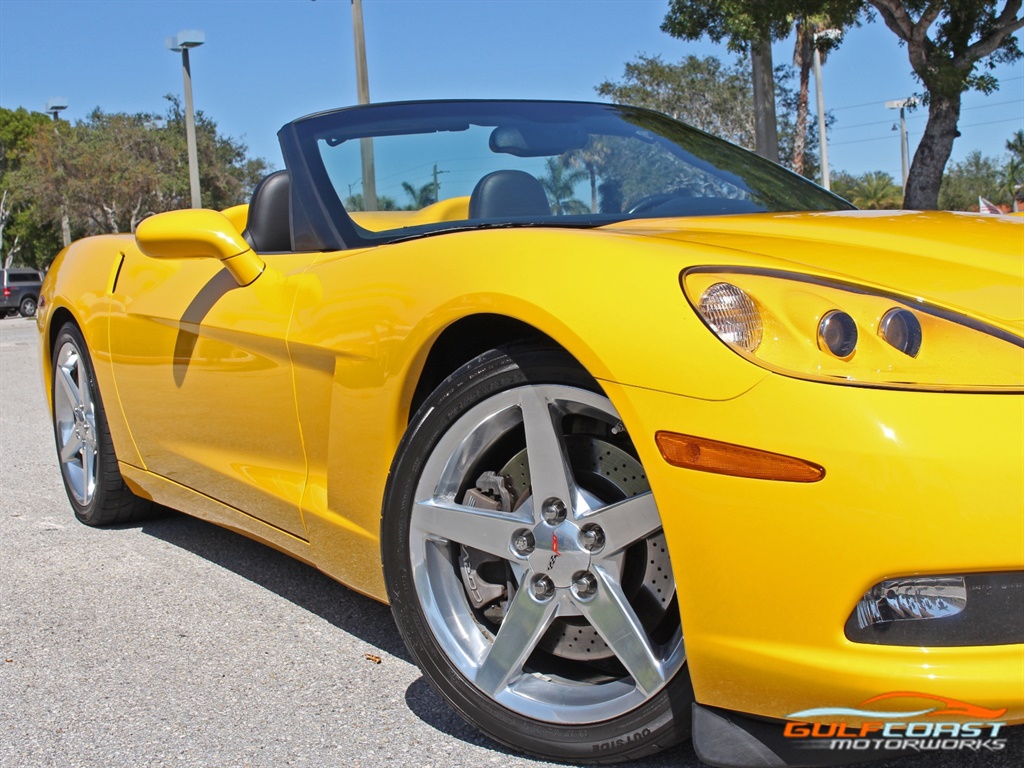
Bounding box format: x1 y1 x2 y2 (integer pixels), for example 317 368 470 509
831 115 1023 147
830 134 900 147
828 75 1024 113
959 116 1024 129
830 98 1023 132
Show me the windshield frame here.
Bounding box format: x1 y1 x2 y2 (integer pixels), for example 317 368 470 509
277 99 854 252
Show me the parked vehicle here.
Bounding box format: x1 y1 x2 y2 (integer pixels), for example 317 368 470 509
1 267 44 317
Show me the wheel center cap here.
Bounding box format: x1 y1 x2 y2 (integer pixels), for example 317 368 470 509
528 520 591 588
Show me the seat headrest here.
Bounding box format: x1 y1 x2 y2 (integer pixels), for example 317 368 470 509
469 170 551 219
243 170 292 252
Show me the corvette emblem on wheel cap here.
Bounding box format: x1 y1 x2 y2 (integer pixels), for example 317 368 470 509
546 534 560 571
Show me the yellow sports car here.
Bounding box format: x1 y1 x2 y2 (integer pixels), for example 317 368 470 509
37 100 1023 766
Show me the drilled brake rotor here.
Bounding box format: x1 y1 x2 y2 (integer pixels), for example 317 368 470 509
459 436 674 662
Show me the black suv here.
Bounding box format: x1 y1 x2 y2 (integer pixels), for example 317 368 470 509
1 268 44 318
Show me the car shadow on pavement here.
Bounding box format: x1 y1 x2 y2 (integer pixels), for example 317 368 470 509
126 511 1024 768
136 510 413 663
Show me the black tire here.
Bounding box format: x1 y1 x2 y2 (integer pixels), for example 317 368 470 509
382 344 692 763
51 322 154 525
19 295 37 317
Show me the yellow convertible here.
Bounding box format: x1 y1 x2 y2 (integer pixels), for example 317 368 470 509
37 100 1023 766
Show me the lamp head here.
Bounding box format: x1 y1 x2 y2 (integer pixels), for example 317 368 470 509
166 30 205 52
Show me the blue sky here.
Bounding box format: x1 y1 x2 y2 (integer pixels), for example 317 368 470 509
1 0 1022 181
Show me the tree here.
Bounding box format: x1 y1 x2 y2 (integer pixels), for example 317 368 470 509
401 181 437 210
939 150 1005 210
160 96 268 212
1003 129 1024 204
597 54 826 179
0 107 61 268
833 170 904 208
8 101 268 249
775 65 828 179
661 1 860 163
791 16 843 176
564 141 612 213
344 192 398 211
539 158 587 214
866 1 1024 209
597 55 755 147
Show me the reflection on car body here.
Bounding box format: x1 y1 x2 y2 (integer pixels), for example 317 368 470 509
37 100 1023 767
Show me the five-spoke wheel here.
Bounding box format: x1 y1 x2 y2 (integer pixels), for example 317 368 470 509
53 334 99 507
383 345 692 763
51 323 154 525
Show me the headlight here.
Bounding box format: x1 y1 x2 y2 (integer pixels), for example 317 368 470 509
682 268 1024 391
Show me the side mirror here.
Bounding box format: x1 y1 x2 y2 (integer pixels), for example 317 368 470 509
135 209 265 286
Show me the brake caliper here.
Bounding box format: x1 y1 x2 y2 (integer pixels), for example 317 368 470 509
460 472 517 625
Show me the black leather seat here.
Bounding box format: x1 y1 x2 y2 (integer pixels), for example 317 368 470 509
468 170 551 219
243 170 292 252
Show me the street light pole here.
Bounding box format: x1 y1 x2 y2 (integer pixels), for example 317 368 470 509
166 30 205 209
351 0 377 211
812 29 841 191
812 47 830 190
886 98 918 194
45 98 68 122
45 99 72 246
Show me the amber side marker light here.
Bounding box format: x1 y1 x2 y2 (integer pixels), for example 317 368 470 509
655 432 825 483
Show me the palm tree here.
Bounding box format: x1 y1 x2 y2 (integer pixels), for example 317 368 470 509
540 158 587 215
401 181 436 210
1004 130 1024 209
344 193 398 212
792 16 836 178
848 171 902 210
563 141 611 213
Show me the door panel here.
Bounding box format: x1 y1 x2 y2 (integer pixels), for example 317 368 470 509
108 250 316 538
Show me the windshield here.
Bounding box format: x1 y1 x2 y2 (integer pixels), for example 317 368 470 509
286 100 852 245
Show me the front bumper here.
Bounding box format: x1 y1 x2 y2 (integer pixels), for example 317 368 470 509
602 374 1024 724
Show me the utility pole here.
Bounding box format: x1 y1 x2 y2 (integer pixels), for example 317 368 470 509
432 164 448 204
351 0 377 211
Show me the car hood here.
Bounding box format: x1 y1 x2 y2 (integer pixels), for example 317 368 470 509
606 210 1024 332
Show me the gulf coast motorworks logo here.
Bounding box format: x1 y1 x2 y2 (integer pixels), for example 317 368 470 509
784 692 1010 754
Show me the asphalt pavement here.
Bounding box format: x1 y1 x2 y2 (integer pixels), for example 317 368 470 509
1 315 1019 768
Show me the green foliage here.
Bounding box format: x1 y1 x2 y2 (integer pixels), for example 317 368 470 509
774 66 827 179
3 99 269 266
879 1 1024 100
1004 129 1024 203
582 108 846 213
864 2 1023 208
833 131 1024 212
661 1 861 50
159 96 269 211
540 158 588 215
597 55 755 147
0 107 62 268
939 149 1006 210
596 54 825 178
0 107 52 176
832 170 903 208
344 193 399 212
401 181 437 210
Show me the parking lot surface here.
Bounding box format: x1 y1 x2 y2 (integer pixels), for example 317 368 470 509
1 316 1019 768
